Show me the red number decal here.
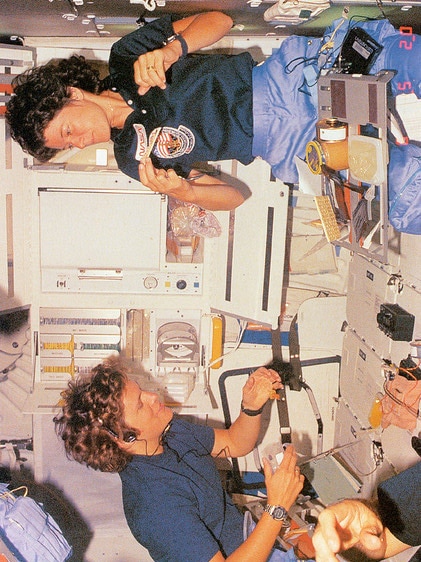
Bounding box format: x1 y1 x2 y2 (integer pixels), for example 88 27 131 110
399 26 413 35
399 39 414 50
397 81 413 92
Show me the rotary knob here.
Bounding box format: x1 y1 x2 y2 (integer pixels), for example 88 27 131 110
144 276 158 290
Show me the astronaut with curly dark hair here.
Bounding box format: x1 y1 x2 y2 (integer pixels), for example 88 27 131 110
54 357 305 562
7 12 251 211
6 12 420 211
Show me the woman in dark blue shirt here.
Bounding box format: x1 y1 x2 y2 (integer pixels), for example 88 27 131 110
54 358 305 562
7 11 420 210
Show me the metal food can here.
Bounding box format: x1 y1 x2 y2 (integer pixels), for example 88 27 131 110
316 118 348 143
305 139 349 174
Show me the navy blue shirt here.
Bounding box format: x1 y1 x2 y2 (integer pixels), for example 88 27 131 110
108 15 255 180
119 417 244 562
377 462 421 560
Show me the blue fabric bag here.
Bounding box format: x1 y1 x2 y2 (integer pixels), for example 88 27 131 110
0 484 73 562
388 143 421 235
243 510 314 562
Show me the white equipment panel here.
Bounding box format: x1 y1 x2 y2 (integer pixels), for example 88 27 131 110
211 159 289 328
39 189 202 295
340 328 385 428
347 253 398 358
334 399 396 499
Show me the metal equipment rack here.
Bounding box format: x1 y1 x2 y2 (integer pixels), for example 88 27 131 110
317 70 395 264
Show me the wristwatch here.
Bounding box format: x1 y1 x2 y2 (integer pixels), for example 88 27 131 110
263 504 289 523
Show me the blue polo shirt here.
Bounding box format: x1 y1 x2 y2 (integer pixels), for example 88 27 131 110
108 15 255 180
377 461 421 559
119 417 244 562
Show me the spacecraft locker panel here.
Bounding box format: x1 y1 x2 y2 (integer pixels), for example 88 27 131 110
1 47 35 311
296 295 347 356
211 159 289 329
389 276 421 365
399 234 421 286
0 306 32 441
334 399 396 499
340 328 386 428
39 189 203 295
347 253 398 358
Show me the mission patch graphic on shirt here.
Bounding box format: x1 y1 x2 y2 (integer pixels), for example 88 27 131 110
133 123 195 161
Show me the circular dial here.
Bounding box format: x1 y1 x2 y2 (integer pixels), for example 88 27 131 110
144 276 158 290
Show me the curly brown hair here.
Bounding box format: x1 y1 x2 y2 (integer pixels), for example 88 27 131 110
54 357 134 473
6 55 103 162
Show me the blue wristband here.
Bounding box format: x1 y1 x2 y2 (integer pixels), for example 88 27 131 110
164 34 188 58
241 401 265 416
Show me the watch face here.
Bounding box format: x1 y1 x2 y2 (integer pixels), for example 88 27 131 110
266 505 287 520
272 507 287 520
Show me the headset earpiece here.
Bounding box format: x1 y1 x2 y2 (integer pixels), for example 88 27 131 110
103 426 137 443
122 431 137 443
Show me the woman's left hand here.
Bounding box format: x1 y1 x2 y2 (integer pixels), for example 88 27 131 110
134 43 181 95
242 367 282 412
263 445 304 511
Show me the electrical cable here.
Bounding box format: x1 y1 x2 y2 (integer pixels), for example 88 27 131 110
287 13 388 95
204 319 247 371
382 369 421 420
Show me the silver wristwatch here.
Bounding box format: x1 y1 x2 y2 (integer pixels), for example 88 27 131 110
263 504 289 523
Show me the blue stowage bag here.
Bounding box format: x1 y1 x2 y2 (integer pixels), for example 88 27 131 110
0 484 73 562
388 143 421 235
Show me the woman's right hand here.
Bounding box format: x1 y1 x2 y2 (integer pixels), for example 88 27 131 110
263 445 304 511
138 158 195 202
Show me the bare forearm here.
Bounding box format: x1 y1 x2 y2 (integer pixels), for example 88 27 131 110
212 368 282 457
138 161 245 210
186 175 245 210
221 411 262 457
211 447 304 562
225 514 284 562
173 12 233 53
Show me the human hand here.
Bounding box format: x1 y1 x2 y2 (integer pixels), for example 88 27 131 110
312 500 386 561
263 445 304 511
139 158 194 202
134 43 181 95
241 367 282 412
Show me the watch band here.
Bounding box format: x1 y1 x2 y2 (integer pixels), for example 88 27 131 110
164 34 188 58
264 504 289 523
240 401 265 416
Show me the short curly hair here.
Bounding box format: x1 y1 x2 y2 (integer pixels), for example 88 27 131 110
54 357 134 473
6 55 103 162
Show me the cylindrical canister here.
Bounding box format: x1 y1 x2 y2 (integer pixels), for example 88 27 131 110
306 139 349 174
316 118 348 142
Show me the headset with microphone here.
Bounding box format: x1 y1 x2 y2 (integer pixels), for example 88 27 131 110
102 418 173 445
102 424 138 443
